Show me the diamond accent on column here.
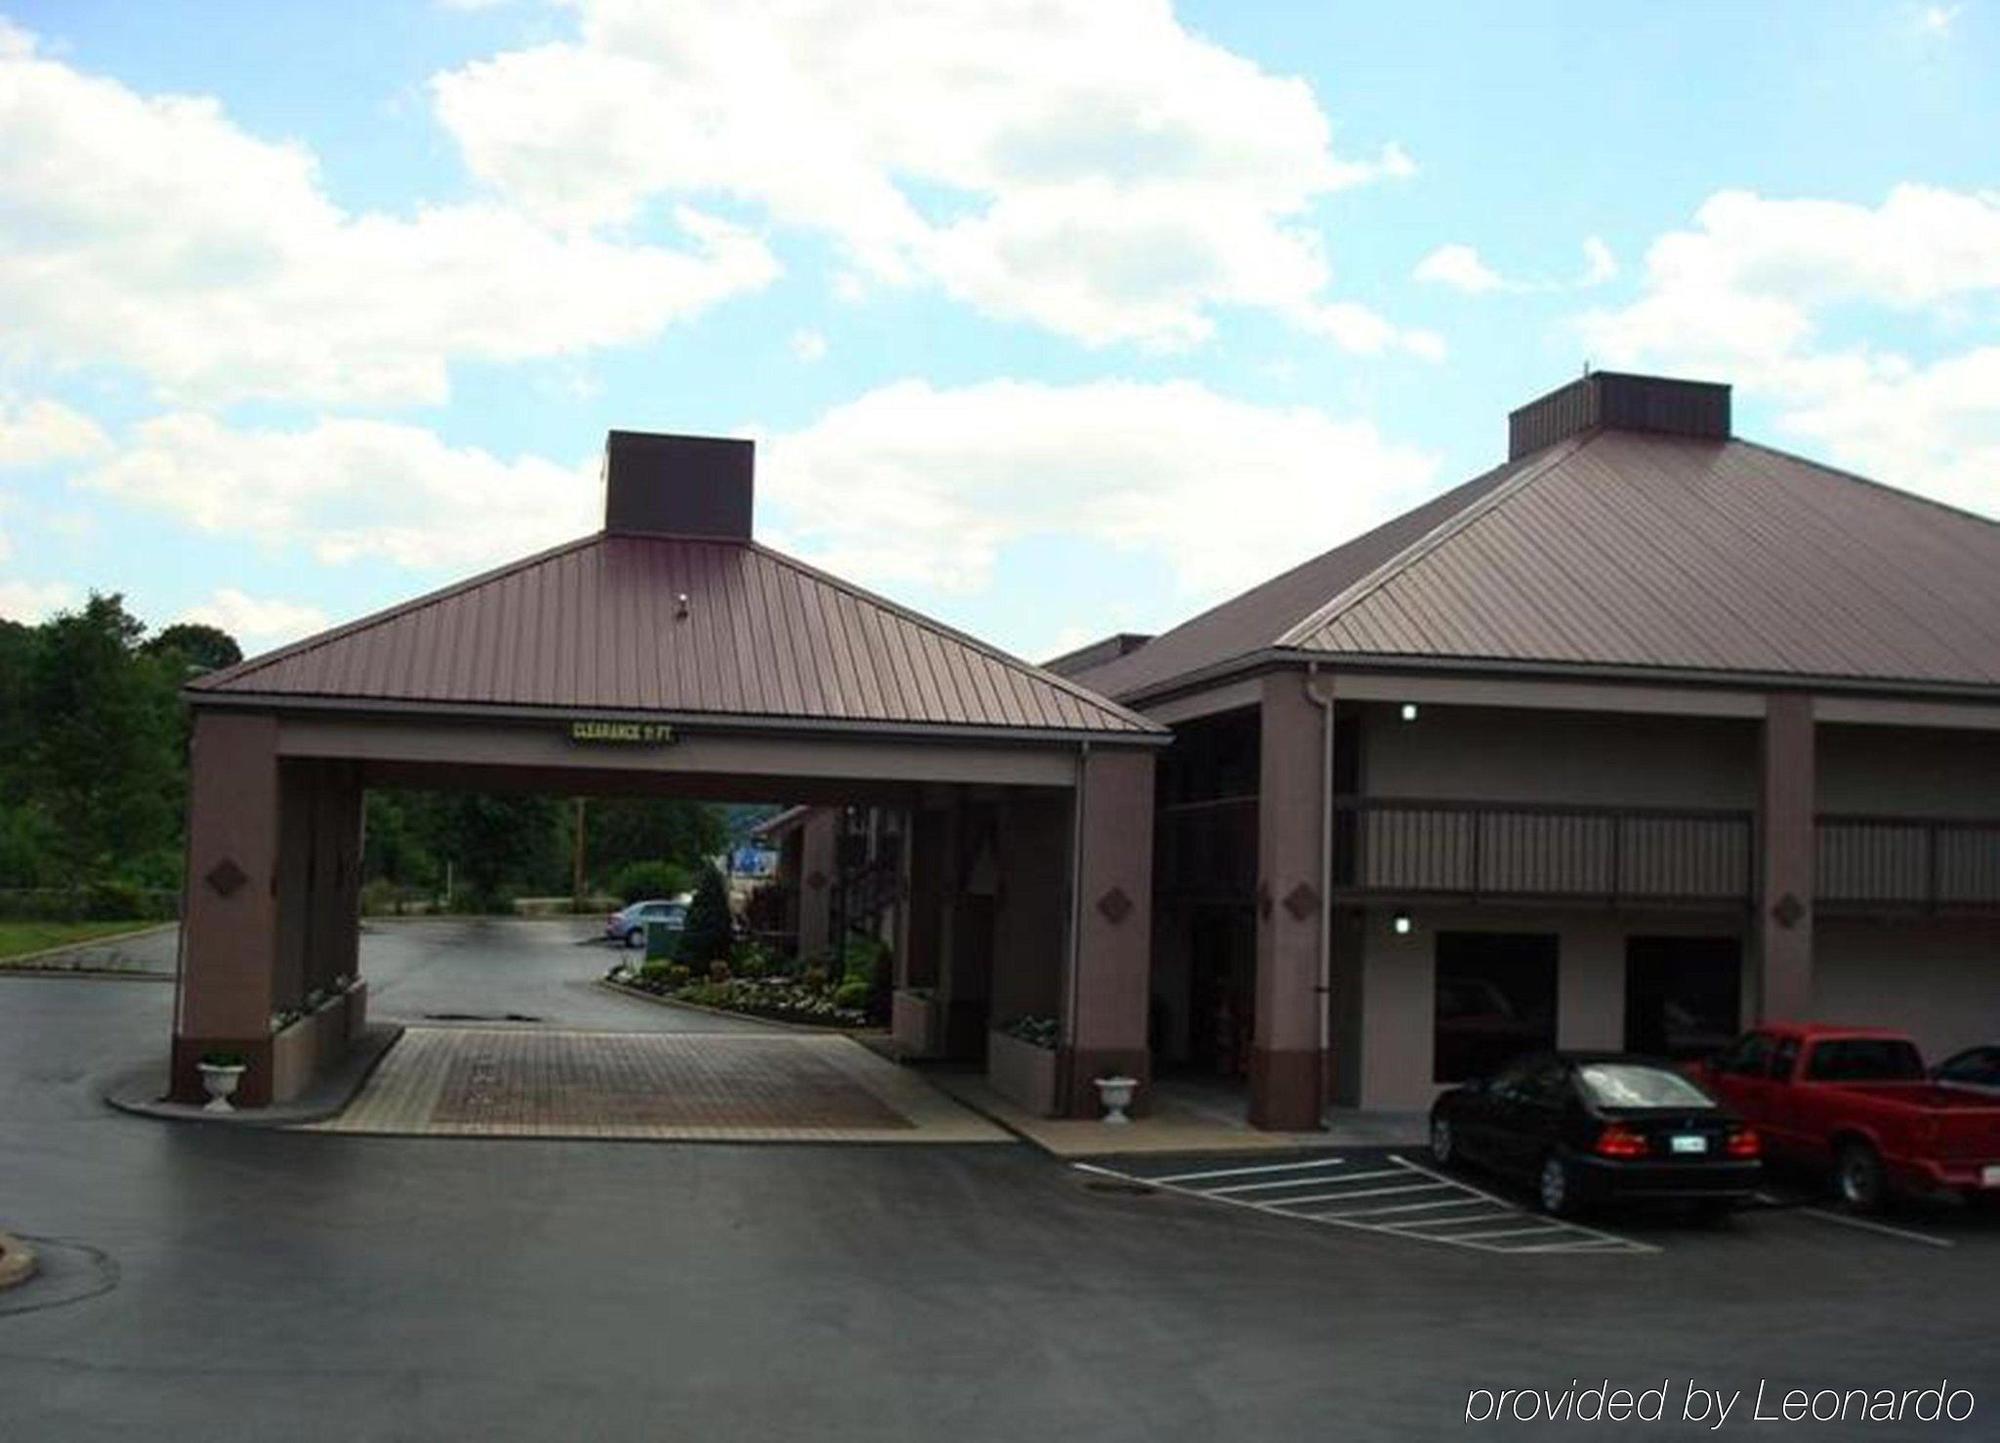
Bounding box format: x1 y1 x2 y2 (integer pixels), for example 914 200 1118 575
1282 882 1320 922
1771 893 1805 929
1096 886 1133 925
205 858 248 898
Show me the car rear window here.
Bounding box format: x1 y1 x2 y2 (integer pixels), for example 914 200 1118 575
1576 1064 1715 1109
1804 1039 1927 1082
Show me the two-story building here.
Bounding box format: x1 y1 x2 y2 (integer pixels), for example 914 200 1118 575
1050 371 2000 1128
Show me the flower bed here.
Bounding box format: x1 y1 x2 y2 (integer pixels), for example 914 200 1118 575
608 968 869 1029
988 1015 1060 1117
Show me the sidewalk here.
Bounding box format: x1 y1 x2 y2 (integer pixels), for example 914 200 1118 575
922 1068 1428 1158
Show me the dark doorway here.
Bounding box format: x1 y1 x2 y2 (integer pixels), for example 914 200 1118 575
1623 936 1741 1060
1434 931 1558 1082
1185 905 1255 1078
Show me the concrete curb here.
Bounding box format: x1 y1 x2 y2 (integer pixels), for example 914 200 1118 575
0 1230 38 1291
104 1024 406 1128
594 977 885 1039
0 922 176 975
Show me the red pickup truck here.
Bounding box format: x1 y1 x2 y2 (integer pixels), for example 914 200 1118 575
1694 1024 2000 1212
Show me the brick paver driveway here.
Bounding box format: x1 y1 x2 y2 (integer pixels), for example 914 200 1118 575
314 1027 1012 1143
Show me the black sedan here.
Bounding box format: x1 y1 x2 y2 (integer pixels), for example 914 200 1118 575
1429 1051 1762 1218
1935 1044 2000 1096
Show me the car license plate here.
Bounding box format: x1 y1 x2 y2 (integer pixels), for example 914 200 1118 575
1982 1165 2000 1189
1672 1134 1708 1155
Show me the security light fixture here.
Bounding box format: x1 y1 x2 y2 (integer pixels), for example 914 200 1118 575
1400 702 1420 722
1392 911 1413 936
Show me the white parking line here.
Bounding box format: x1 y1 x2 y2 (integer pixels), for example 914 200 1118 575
1794 1206 1955 1249
1146 1157 1345 1185
1284 1183 1449 1206
1076 1154 1657 1256
1207 1167 1400 1195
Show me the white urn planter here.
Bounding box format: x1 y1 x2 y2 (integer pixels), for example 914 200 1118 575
197 1060 247 1113
1094 1075 1139 1125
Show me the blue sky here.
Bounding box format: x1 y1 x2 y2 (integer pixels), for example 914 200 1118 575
1 0 1995 661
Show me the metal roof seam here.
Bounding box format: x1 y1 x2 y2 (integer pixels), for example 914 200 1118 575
1277 432 1596 652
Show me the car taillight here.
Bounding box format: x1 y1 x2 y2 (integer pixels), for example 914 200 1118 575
1594 1125 1650 1159
1726 1127 1761 1159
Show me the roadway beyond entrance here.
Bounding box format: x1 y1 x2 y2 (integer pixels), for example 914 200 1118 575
2 920 1996 1440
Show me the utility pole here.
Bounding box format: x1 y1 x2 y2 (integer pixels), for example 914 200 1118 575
571 797 587 912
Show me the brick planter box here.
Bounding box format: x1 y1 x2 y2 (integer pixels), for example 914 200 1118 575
986 1028 1059 1118
270 980 368 1104
892 989 944 1058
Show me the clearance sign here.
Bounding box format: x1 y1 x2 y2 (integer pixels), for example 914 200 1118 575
567 719 677 745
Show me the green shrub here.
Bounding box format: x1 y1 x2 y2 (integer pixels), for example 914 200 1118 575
610 859 693 905
666 964 693 987
729 939 773 978
675 863 734 966
707 958 732 983
638 960 674 981
801 964 829 991
832 977 870 1011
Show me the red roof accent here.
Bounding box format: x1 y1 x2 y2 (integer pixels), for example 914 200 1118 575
191 534 1160 738
1076 430 2000 700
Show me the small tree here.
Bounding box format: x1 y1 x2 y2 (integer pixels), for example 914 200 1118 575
676 863 734 967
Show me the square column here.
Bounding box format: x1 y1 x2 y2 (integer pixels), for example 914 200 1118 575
173 711 284 1104
1251 670 1329 1130
1757 693 1816 1021
1059 748 1156 1117
796 808 839 961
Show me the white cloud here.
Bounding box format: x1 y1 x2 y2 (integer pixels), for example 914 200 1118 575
75 414 601 572
1916 4 1965 34
431 0 1423 354
0 22 779 406
0 579 79 623
1576 184 2000 518
1416 237 1617 295
0 397 111 467
179 588 331 648
1413 244 1509 294
1579 236 1617 287
788 328 829 363
758 377 1439 600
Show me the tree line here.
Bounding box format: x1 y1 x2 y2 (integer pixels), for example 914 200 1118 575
0 593 734 914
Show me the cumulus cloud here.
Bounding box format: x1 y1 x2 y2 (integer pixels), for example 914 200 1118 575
0 22 778 406
1576 184 2000 517
0 397 111 467
788 329 829 363
431 0 1427 354
179 588 331 648
757 377 1439 600
0 578 79 622
75 415 601 572
1413 244 1509 294
1579 236 1618 287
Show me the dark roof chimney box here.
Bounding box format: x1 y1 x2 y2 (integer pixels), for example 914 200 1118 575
1508 372 1731 460
603 431 754 541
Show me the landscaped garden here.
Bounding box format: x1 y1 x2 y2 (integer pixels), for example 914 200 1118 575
605 863 890 1030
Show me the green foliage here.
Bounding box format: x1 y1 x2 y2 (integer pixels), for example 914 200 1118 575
840 932 894 1022
144 623 242 676
610 859 693 904
832 977 870 1011
676 863 734 966
584 799 726 889
728 939 774 978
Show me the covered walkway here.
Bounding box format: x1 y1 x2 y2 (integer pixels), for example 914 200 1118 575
168 431 1166 1117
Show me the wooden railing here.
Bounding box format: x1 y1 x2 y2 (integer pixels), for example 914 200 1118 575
1817 815 2000 910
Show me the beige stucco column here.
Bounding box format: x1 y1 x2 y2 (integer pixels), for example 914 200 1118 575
174 710 284 1104
797 808 839 961
1251 670 1328 1129
1059 748 1156 1117
1757 693 1816 1021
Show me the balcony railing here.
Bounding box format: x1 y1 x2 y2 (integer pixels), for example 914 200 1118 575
1155 796 2000 913
1332 797 1755 905
1816 815 2000 911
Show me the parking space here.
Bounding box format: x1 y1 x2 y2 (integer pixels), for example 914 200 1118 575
1075 1149 1656 1255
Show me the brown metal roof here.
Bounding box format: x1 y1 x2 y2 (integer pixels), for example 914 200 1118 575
1078 429 2000 701
191 533 1162 739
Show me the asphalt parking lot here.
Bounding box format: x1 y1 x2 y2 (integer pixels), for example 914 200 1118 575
3 920 1997 1440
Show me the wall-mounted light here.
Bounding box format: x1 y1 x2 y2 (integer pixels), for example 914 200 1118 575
1391 911 1413 936
1399 702 1420 722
